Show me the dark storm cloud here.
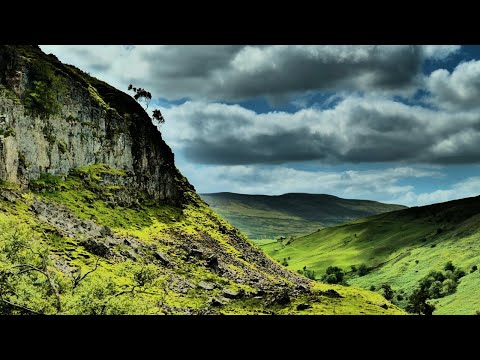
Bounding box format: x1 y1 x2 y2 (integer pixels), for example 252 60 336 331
162 97 480 166
40 45 459 102
183 129 341 165
147 45 424 101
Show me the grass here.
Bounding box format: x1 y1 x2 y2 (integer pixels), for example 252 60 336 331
0 164 403 314
262 195 480 314
200 192 405 240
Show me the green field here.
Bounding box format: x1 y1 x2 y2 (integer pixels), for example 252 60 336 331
260 196 480 314
201 192 405 240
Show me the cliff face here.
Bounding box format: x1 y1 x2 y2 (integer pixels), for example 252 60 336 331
0 45 190 204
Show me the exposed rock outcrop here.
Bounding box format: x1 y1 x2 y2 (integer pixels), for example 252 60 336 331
0 45 192 205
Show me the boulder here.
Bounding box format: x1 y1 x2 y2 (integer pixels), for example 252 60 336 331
296 303 312 311
153 251 170 267
208 297 225 307
222 288 245 299
79 239 112 258
198 281 215 290
377 302 389 309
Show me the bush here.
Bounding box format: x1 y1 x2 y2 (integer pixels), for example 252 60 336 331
444 270 454 280
396 294 404 301
453 268 466 281
351 265 357 273
442 279 457 295
321 266 345 284
325 274 338 284
304 269 315 280
381 284 394 301
406 288 435 315
358 264 369 276
471 265 478 273
369 285 375 291
428 280 443 299
444 261 455 272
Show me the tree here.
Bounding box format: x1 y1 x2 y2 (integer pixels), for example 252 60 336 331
325 274 337 284
453 268 466 281
444 261 455 272
442 278 457 295
0 221 64 314
322 266 344 284
152 109 165 124
128 85 167 126
381 283 394 301
428 280 443 299
128 84 152 109
406 288 435 315
358 264 369 276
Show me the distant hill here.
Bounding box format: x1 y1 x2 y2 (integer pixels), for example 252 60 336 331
261 195 480 314
200 192 406 239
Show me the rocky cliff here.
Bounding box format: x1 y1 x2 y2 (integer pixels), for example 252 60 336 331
0 45 189 204
0 45 401 315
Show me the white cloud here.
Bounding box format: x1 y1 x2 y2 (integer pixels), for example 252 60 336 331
422 45 461 60
179 162 441 203
161 96 480 165
427 59 480 110
391 176 480 206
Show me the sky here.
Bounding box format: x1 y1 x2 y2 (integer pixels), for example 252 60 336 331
39 45 480 207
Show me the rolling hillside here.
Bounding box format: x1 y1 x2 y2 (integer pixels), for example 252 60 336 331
261 195 480 314
200 192 406 239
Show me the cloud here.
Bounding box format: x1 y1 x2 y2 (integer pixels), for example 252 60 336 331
427 59 480 110
422 45 461 60
178 162 440 203
391 176 480 206
40 45 459 102
161 96 480 165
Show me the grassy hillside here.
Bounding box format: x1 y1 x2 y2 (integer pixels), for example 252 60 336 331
261 196 480 314
200 192 405 240
0 166 403 315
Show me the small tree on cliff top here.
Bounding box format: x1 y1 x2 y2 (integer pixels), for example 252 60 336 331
128 84 165 125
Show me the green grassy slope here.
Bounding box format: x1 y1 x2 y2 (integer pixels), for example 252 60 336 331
261 196 480 314
200 192 406 240
0 168 404 314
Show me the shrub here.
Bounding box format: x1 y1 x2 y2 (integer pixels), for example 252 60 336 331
453 268 466 281
428 281 443 299
396 294 404 301
406 288 435 315
442 279 457 295
322 266 345 284
358 264 369 276
369 285 375 291
471 265 478 273
325 274 338 284
351 265 357 272
381 284 394 301
303 269 315 280
444 261 455 272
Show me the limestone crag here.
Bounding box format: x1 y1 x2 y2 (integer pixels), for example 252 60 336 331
0 45 191 205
